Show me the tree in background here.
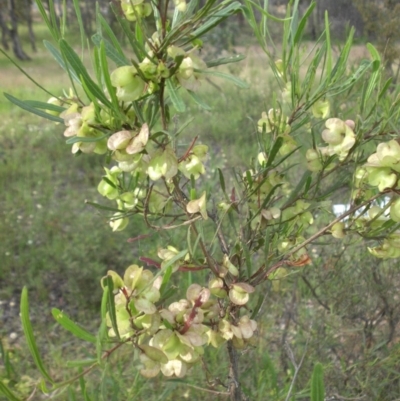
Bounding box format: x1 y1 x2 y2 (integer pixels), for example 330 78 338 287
354 0 400 79
0 0 36 60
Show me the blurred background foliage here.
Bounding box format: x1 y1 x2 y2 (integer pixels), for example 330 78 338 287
1 0 400 400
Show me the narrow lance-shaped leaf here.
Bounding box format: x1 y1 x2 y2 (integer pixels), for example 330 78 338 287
205 54 245 68
4 93 64 123
48 0 60 40
44 40 81 84
59 39 113 109
329 27 354 84
65 135 108 145
23 100 65 113
97 13 128 65
363 43 381 112
324 11 332 80
195 69 249 88
293 1 315 45
35 0 59 42
190 1 243 41
66 359 98 368
218 168 230 202
162 249 189 271
72 0 85 50
99 41 120 110
20 287 54 383
112 9 144 60
166 79 186 112
52 308 97 343
283 170 312 208
96 320 107 365
242 0 266 52
0 381 22 401
85 200 124 213
160 266 173 296
266 136 284 167
186 90 211 110
92 34 129 67
310 363 325 401
104 276 120 339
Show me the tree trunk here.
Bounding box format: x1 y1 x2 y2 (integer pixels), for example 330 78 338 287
25 0 36 52
0 7 10 50
9 0 31 60
80 0 94 37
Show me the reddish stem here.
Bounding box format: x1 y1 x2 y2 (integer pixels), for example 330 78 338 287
178 135 198 162
179 296 204 335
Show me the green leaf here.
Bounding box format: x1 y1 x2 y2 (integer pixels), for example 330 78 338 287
72 0 85 50
92 34 129 67
66 358 98 368
23 100 65 113
68 385 77 401
59 39 113 108
103 276 120 339
0 381 22 401
162 249 189 272
112 8 146 60
190 1 243 40
293 1 315 45
328 59 371 96
4 93 64 123
283 171 312 208
242 0 267 52
288 0 299 49
20 287 53 383
329 27 354 84
35 0 59 42
250 294 265 319
97 13 128 64
65 134 108 144
52 308 97 343
310 363 325 401
187 90 212 110
48 0 60 40
160 266 173 298
243 0 290 22
166 79 186 112
99 41 120 109
85 200 123 213
100 286 108 320
266 136 284 167
206 54 245 68
249 183 281 223
364 43 381 108
324 11 332 79
217 168 226 194
378 77 393 102
96 320 107 365
44 40 80 84
196 69 249 88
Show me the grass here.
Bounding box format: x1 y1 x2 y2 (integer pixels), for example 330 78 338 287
2 22 400 401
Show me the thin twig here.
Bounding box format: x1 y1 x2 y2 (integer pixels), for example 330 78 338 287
284 333 310 401
330 394 366 401
178 383 230 396
285 193 382 259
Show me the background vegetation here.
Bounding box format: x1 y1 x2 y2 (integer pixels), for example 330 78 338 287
2 1 400 400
